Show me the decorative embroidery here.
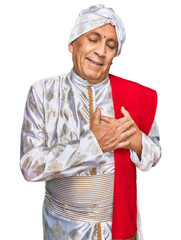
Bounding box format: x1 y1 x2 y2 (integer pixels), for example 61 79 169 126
69 229 82 240
32 157 46 176
48 160 62 172
91 144 102 156
46 90 54 101
68 152 86 166
50 221 65 240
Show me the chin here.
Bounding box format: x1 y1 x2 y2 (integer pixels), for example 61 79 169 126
85 74 101 83
83 69 106 83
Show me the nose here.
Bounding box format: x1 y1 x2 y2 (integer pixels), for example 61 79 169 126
95 41 106 57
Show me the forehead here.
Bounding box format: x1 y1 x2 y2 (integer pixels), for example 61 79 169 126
86 24 117 40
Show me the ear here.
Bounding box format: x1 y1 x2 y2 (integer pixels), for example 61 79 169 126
68 43 74 53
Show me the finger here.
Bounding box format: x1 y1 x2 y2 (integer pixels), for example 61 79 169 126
118 128 136 142
92 107 101 124
100 115 115 124
117 116 130 125
101 115 130 128
115 139 131 150
121 106 131 119
117 119 134 132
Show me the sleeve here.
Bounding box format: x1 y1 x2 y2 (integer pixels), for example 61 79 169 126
130 119 162 171
20 82 103 182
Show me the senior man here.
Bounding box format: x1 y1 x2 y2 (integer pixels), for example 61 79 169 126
20 4 161 240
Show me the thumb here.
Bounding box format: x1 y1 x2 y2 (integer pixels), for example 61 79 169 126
121 106 130 118
92 107 101 124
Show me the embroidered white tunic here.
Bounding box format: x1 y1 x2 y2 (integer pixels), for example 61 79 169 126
20 69 161 240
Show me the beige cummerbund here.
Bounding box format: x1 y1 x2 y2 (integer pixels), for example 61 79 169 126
44 172 114 223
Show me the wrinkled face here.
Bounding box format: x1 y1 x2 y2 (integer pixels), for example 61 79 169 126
68 24 118 84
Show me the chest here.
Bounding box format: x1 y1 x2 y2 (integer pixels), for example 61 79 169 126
44 83 115 147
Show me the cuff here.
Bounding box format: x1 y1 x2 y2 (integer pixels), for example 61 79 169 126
84 129 104 157
130 132 155 171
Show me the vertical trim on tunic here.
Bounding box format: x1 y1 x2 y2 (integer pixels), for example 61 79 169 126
87 86 94 127
97 223 102 240
87 86 102 240
87 86 96 176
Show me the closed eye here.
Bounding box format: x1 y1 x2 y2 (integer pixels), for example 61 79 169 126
108 46 114 49
107 45 116 50
89 39 98 42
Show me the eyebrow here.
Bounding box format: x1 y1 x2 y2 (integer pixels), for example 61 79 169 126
87 32 118 44
87 32 101 38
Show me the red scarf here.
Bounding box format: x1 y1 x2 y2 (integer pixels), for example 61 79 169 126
109 74 157 239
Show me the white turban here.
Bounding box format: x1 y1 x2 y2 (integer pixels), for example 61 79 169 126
68 4 126 56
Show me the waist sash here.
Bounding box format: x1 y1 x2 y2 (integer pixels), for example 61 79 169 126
44 173 114 223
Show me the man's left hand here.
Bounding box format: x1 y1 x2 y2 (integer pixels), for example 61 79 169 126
101 106 142 159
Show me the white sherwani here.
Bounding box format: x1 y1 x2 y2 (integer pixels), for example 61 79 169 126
20 69 161 240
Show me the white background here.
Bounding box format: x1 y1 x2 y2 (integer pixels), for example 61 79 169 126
0 0 180 239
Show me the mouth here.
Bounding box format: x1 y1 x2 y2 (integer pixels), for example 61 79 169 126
87 58 103 66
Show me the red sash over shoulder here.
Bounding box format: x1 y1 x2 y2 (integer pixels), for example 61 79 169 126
109 74 157 239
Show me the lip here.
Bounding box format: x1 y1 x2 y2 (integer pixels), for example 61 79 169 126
87 58 103 66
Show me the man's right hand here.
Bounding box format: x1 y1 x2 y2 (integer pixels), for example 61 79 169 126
90 107 136 153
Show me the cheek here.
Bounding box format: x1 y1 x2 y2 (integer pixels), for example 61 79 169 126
104 58 113 69
76 53 85 68
75 46 86 59
77 48 90 66
73 48 82 65
107 54 115 66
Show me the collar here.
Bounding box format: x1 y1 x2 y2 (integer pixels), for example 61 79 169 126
69 68 109 89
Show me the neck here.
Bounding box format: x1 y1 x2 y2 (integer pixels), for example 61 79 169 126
70 69 109 88
73 68 109 84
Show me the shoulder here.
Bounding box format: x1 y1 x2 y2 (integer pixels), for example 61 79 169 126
31 73 67 90
26 74 68 103
28 73 68 96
